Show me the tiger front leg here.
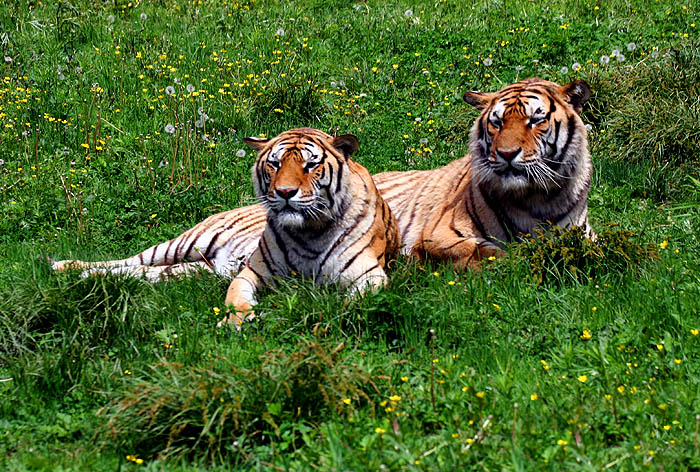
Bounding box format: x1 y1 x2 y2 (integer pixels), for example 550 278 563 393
219 266 262 329
413 235 505 271
339 253 389 295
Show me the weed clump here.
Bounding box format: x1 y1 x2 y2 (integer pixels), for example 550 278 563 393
99 339 383 459
513 225 657 285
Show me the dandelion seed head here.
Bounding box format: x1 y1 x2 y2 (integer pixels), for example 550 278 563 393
164 123 176 135
404 9 413 17
330 81 337 87
419 138 428 145
611 49 620 57
195 119 204 129
651 51 659 59
276 28 285 36
560 66 569 74
236 149 247 158
140 13 147 20
0 159 5 166
571 62 581 71
106 14 115 23
515 65 525 71
600 55 610 64
627 42 636 51
585 123 593 131
165 85 175 96
186 83 195 93
616 53 626 62
3 56 11 63
483 57 493 66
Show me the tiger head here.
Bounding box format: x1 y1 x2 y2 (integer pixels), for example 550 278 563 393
243 128 359 230
463 78 591 196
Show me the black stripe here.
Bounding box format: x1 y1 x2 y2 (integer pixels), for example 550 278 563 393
352 263 380 285
204 231 221 258
559 116 576 163
340 239 374 274
259 236 279 276
465 184 492 242
269 223 296 272
335 160 344 193
318 211 368 270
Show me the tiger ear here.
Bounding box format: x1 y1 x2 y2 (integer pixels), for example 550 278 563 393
559 80 591 114
463 91 496 110
331 134 359 158
242 136 270 152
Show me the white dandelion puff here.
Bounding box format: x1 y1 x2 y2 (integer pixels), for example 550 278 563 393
236 149 247 158
0 159 5 166
404 9 413 17
140 13 147 20
174 77 181 85
627 42 636 51
585 123 593 132
616 53 626 62
358 93 367 98
276 28 285 36
600 55 610 64
330 81 337 87
186 84 195 93
560 66 569 74
3 56 11 63
651 51 659 59
515 65 525 72
483 57 493 66
106 14 115 23
165 85 175 95
572 62 581 71
419 138 428 145
611 49 620 57
195 119 204 129
164 123 176 135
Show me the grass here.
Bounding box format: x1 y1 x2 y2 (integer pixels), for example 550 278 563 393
1 0 699 470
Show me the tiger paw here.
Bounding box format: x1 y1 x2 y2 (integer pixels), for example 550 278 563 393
51 259 83 272
216 309 256 330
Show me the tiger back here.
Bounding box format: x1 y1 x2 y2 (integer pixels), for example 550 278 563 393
219 128 400 328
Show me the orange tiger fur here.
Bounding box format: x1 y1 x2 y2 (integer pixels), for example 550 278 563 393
53 78 593 278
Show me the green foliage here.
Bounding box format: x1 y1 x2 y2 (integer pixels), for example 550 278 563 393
586 42 700 201
514 225 658 285
1 0 699 470
100 338 383 460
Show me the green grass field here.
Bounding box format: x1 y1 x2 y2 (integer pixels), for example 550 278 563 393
1 0 699 470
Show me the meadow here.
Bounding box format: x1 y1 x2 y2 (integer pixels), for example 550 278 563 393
1 0 699 470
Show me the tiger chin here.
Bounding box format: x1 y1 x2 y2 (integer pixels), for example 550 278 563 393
217 128 400 329
375 78 595 270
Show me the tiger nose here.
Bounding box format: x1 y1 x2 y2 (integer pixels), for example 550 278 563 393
275 187 299 200
496 147 522 162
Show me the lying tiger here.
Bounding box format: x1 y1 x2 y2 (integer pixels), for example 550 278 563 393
55 128 401 327
53 78 593 297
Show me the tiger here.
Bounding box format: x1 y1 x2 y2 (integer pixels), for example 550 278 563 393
53 78 593 286
54 128 400 328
